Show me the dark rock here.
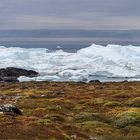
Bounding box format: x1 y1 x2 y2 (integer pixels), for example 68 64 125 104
0 67 38 82
0 104 22 116
0 77 19 82
0 67 38 77
20 85 28 89
77 81 86 84
0 77 3 81
53 91 65 95
89 80 101 83
0 95 6 100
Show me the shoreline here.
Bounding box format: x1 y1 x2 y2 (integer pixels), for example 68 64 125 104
1 80 140 84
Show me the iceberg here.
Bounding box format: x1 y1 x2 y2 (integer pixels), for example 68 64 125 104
0 43 140 82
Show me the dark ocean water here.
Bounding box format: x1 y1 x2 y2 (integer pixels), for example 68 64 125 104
0 29 140 52
0 42 88 52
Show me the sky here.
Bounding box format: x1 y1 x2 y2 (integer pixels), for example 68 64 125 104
0 0 140 30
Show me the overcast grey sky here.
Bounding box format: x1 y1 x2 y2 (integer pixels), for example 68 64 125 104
0 0 140 30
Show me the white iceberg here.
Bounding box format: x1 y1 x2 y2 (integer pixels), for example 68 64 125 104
0 43 140 82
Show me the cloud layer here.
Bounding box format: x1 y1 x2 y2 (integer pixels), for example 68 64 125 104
0 0 140 29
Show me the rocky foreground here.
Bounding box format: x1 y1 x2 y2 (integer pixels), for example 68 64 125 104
0 81 139 139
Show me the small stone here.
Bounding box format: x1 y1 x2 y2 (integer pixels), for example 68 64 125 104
89 136 97 140
53 91 64 95
71 134 77 139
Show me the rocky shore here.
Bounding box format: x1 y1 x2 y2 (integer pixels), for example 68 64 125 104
0 81 139 139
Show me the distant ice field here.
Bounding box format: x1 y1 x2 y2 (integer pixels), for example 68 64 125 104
0 43 140 82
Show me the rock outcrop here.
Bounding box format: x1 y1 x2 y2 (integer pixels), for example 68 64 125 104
0 67 38 82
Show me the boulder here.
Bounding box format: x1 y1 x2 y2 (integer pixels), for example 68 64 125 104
0 104 22 116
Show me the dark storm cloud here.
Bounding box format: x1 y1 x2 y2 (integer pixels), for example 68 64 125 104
0 0 140 29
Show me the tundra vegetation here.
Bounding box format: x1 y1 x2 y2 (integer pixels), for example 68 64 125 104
0 81 139 140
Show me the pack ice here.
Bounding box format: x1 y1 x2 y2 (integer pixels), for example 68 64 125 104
0 44 140 82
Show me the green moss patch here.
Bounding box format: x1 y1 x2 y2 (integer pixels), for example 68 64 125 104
78 121 121 137
103 101 124 108
113 111 140 128
126 97 140 107
74 112 101 123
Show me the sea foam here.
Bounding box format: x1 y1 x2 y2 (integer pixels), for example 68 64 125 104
0 44 140 82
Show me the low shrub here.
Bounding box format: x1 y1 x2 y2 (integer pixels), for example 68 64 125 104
126 97 140 107
74 112 101 123
113 111 140 128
